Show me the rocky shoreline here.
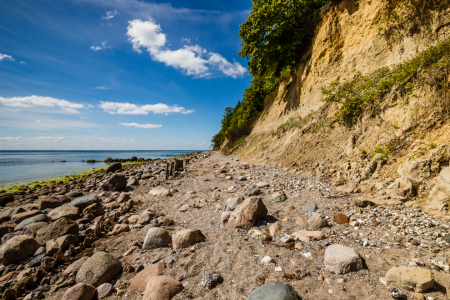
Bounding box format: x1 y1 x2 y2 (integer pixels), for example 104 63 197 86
0 151 448 299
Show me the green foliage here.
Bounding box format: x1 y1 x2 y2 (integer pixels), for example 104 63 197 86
322 37 450 126
428 142 437 149
371 144 395 159
360 148 368 158
239 0 328 78
212 0 329 149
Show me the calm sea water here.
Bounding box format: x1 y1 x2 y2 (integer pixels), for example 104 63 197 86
0 150 200 187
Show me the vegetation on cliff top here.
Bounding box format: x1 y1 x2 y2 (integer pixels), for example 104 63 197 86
322 37 450 126
212 0 328 150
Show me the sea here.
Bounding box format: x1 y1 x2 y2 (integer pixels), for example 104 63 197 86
0 150 201 188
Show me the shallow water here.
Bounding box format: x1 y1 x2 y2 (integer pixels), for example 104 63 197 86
0 150 199 187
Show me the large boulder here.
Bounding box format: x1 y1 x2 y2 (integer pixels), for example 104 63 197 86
14 214 48 231
227 197 268 230
48 204 79 221
142 275 183 300
0 194 15 207
324 244 363 274
102 175 127 192
35 217 79 244
172 229 205 250
0 235 39 265
69 195 99 210
76 251 122 287
143 228 171 250
384 267 434 293
39 196 63 210
246 282 301 300
62 282 96 300
105 163 122 174
130 262 165 292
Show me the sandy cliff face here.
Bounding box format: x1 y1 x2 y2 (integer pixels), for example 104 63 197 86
233 0 450 217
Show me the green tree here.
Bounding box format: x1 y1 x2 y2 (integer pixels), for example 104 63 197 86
239 0 328 78
213 0 329 150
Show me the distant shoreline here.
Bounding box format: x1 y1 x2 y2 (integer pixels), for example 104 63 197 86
0 150 204 192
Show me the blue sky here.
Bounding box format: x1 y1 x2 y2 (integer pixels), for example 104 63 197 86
0 0 252 150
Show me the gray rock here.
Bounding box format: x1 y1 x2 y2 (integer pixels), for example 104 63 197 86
35 217 79 244
226 197 244 211
324 244 363 274
127 178 138 187
11 210 41 223
236 176 247 181
48 204 79 221
444 234 450 243
97 282 114 298
14 214 48 231
271 191 287 202
69 195 99 210
28 253 48 268
65 191 84 199
76 251 122 287
246 186 261 196
246 282 301 300
0 235 39 265
199 271 222 290
0 207 25 222
302 202 317 213
143 227 171 250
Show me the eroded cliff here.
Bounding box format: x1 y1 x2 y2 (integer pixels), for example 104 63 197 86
231 0 450 217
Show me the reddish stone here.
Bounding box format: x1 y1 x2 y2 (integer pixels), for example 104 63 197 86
62 283 96 300
143 275 183 300
334 214 349 224
129 262 165 292
137 212 154 225
227 197 268 230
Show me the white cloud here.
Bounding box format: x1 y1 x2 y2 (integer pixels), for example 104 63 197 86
20 61 26 64
119 122 162 129
102 10 119 19
0 54 14 61
90 41 112 51
0 95 85 113
127 19 166 53
208 53 247 78
0 137 22 142
34 136 65 141
93 86 111 90
100 101 194 115
126 19 246 78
